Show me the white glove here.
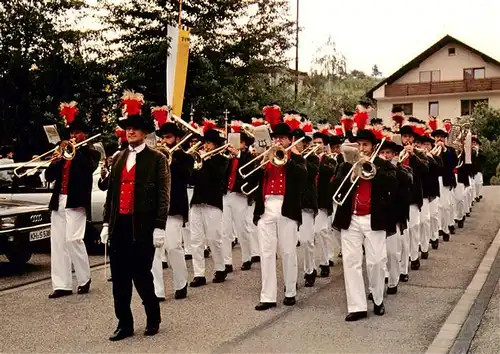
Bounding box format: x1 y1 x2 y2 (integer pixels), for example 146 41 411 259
100 224 109 244
153 228 165 248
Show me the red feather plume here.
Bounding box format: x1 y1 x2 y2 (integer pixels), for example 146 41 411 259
262 105 282 130
392 114 405 127
202 119 216 133
115 127 127 144
121 90 144 116
334 125 344 136
151 106 169 130
284 114 301 131
444 121 452 133
340 117 354 132
354 111 369 131
59 101 79 126
428 118 438 132
251 118 266 127
231 120 242 133
301 120 313 133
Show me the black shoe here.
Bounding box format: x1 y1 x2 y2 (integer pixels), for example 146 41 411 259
109 328 134 341
466 212 471 217
410 259 420 270
319 264 330 277
212 270 227 283
421 251 429 259
255 302 277 311
443 233 450 242
329 260 334 267
225 264 233 274
296 241 301 247
189 276 207 288
449 225 456 234
48 289 73 299
283 296 296 306
387 286 397 295
338 252 342 258
345 311 368 322
304 269 317 287
399 274 409 282
107 277 113 282
157 297 165 302
231 238 238 248
385 277 388 284
144 323 159 336
203 248 210 258
374 302 385 316
367 293 373 301
251 256 261 263
184 254 192 260
431 239 439 249
77 279 91 294
241 261 252 270
162 262 169 269
175 284 188 299
458 217 465 228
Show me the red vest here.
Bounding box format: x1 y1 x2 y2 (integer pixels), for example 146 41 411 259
227 158 239 192
119 164 136 215
60 160 72 195
263 162 286 197
353 179 372 216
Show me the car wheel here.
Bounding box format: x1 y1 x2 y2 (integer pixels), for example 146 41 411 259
5 247 33 266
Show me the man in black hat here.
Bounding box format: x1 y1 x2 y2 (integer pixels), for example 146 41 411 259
331 129 396 321
431 128 458 241
328 135 344 261
45 118 100 299
101 113 170 340
471 136 484 202
189 129 229 287
253 122 307 311
221 129 256 272
150 122 193 301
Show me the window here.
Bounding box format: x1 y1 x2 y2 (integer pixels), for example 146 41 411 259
464 67 485 80
393 103 413 115
448 48 456 56
419 70 441 83
461 99 488 115
429 101 439 117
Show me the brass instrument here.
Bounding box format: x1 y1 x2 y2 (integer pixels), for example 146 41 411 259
171 114 201 136
332 138 386 206
156 133 193 165
238 137 305 179
190 143 231 170
303 143 323 159
398 145 427 163
241 123 256 139
14 134 102 178
429 144 447 156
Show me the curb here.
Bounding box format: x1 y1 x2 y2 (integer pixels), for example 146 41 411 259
425 227 500 354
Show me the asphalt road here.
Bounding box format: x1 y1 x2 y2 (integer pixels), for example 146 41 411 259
1 186 499 353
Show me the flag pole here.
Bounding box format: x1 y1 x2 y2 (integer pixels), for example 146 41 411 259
178 0 183 27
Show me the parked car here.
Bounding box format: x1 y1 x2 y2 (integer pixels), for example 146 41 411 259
0 162 106 249
0 198 51 265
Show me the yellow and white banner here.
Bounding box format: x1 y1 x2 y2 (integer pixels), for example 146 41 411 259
166 25 191 118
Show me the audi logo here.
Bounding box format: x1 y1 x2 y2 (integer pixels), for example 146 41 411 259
30 214 43 223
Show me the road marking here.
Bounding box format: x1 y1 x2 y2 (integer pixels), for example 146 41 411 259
425 227 500 354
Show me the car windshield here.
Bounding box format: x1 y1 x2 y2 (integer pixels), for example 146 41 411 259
0 167 53 193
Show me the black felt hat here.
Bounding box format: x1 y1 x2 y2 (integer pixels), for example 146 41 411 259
271 123 293 138
329 135 343 146
118 114 155 133
202 129 224 145
157 122 182 137
67 119 90 133
351 129 377 144
240 131 255 146
379 140 403 153
431 129 449 138
399 125 417 137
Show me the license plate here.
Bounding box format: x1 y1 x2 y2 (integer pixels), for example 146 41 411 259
29 228 50 242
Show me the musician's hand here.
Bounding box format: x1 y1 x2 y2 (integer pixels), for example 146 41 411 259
52 150 62 162
404 144 414 155
437 141 445 148
228 146 238 156
291 146 300 155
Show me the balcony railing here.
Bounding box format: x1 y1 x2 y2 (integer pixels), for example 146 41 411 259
384 78 500 97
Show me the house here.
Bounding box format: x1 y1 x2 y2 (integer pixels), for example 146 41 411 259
367 35 500 125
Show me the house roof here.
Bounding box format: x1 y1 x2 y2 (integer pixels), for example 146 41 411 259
366 35 500 98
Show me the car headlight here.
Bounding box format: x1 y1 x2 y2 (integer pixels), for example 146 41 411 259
0 216 16 229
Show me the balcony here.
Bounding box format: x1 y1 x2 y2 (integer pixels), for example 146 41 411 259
384 77 500 97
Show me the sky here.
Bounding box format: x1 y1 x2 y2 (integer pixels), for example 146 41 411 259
289 0 500 76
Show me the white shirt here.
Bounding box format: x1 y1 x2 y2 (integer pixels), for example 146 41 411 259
126 143 146 171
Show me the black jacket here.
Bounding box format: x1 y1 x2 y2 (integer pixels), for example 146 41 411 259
169 150 194 222
253 152 307 226
471 150 485 175
224 149 254 196
104 146 170 244
389 164 413 235
438 147 459 189
331 157 397 233
190 154 228 210
301 154 319 214
317 155 337 214
406 152 429 209
423 154 442 200
457 154 471 186
45 146 100 219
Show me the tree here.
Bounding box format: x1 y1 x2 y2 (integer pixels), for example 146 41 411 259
371 64 382 78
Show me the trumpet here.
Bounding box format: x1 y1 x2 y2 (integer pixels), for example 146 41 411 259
238 137 305 179
332 138 386 206
303 143 323 158
190 143 231 170
241 123 255 139
429 143 447 156
156 133 193 165
14 134 102 178
398 145 427 163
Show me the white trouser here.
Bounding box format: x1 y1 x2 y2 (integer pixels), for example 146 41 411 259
341 214 386 312
257 196 298 303
400 228 410 275
315 209 331 266
50 195 90 290
245 203 260 258
152 216 188 297
474 173 483 197
221 192 250 264
429 198 440 241
454 183 466 220
386 226 402 288
408 205 421 261
438 177 453 234
190 204 224 277
420 199 431 253
469 176 476 204
331 204 340 256
298 210 315 274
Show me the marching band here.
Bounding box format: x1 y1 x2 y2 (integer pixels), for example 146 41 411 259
40 92 485 340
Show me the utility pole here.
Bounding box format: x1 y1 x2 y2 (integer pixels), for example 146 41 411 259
294 0 299 103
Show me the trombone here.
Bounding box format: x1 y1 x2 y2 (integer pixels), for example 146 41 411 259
188 143 231 170
171 114 201 136
156 133 193 165
332 138 386 206
14 134 102 178
303 143 323 159
238 137 305 179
